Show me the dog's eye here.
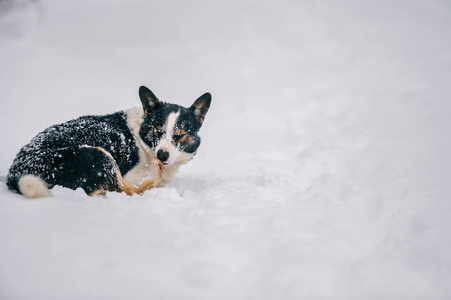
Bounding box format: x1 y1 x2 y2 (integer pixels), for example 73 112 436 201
153 126 163 136
173 128 186 140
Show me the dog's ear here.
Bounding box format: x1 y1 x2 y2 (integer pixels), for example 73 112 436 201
139 86 160 114
191 92 211 124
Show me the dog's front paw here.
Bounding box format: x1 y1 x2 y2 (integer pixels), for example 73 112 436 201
155 158 164 179
147 156 163 183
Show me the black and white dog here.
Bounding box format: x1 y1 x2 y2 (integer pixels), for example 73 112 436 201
7 86 211 198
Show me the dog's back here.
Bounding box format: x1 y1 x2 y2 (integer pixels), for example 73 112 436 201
7 112 140 197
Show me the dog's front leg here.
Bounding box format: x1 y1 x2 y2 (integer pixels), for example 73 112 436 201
118 157 163 195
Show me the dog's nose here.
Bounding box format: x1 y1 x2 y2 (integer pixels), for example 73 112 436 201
157 149 169 162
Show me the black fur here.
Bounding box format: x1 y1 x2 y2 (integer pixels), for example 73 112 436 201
7 112 139 194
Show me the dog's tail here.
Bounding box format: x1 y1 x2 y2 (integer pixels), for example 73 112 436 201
8 174 51 199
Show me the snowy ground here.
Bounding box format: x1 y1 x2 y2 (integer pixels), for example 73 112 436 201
1 1 451 299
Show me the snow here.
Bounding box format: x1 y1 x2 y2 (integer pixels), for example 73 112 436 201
1 0 451 299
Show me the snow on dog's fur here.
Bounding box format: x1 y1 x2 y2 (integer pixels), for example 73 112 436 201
7 86 211 198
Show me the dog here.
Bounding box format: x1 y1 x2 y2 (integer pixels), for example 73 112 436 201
7 86 211 198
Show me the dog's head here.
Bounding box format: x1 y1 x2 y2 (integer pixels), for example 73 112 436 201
138 86 211 166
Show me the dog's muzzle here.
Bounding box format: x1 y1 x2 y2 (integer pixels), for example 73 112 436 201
157 149 170 164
